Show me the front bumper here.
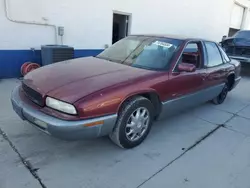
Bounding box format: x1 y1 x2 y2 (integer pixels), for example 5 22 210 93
11 85 117 140
229 55 250 63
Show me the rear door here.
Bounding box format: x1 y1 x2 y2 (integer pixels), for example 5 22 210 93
203 41 229 98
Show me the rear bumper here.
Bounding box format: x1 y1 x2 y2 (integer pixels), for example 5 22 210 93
229 56 250 63
11 85 117 140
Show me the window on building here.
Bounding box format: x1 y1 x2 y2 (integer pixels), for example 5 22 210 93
204 42 223 67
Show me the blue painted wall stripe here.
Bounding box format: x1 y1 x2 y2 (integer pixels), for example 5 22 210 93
0 49 103 78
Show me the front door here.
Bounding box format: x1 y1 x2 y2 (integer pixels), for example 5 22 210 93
159 41 207 118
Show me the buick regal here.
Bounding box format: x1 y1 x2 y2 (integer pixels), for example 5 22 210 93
11 35 241 148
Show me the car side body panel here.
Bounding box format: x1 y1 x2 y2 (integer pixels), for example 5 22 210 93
158 83 225 119
158 40 225 118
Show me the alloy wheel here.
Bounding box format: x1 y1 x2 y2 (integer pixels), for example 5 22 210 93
125 107 150 142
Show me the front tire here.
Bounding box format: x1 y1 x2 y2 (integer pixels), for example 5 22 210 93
109 96 154 149
212 83 229 105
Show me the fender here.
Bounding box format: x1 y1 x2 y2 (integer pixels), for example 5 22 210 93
118 89 162 116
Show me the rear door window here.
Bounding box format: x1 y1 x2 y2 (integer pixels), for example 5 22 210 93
204 42 223 67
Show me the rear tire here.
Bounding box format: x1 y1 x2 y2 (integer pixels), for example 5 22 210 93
109 96 154 149
212 83 229 105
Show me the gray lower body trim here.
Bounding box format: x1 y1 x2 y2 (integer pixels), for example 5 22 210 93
158 84 225 119
11 85 117 140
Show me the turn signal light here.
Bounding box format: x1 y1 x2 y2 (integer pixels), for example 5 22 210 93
84 120 104 127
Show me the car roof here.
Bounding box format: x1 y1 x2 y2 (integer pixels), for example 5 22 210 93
130 34 211 42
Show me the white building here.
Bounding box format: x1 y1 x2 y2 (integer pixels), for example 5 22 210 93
0 0 250 78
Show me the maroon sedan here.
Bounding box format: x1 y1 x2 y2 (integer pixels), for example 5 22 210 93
11 35 241 148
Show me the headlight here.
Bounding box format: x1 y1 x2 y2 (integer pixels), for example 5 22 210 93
46 97 77 115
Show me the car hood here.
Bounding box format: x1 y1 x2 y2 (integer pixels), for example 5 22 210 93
23 57 154 103
223 37 250 47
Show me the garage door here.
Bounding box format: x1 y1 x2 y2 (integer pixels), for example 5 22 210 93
230 4 244 29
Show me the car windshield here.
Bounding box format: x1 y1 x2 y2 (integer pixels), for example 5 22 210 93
96 36 183 70
233 31 250 38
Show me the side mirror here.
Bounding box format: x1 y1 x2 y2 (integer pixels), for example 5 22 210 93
178 62 196 72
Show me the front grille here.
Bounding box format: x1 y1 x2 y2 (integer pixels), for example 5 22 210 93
22 83 44 106
226 46 250 57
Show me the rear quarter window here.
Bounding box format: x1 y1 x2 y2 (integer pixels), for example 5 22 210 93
204 42 223 67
